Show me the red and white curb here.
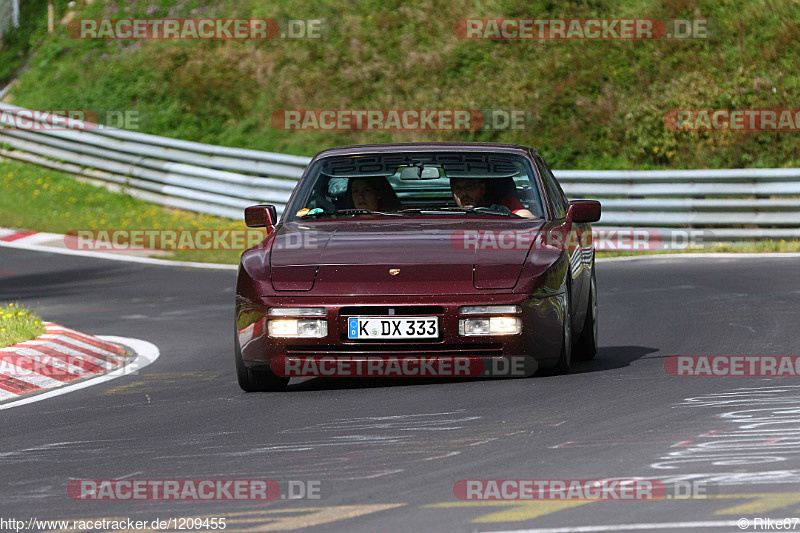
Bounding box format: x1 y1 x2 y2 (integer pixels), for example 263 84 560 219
0 228 62 245
0 323 159 409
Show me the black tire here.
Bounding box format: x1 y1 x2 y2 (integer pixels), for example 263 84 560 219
553 278 572 374
235 330 289 392
574 268 598 361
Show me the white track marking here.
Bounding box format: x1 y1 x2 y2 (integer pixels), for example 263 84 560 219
14 231 65 245
0 336 159 410
0 388 17 401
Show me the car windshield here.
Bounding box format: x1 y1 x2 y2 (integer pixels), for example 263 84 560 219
284 151 546 222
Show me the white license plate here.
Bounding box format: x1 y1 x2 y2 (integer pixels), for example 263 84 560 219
347 317 438 339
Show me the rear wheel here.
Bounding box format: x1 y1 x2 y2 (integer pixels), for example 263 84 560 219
574 269 598 361
235 330 289 392
553 280 572 374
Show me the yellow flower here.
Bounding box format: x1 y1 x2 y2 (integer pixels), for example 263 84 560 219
17 312 23 316
1 329 4 332
9 303 13 307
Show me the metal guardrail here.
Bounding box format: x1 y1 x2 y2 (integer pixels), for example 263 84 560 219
1 102 798 240
0 0 16 42
556 169 800 239
0 102 308 219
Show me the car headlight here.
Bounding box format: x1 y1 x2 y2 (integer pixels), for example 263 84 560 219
268 319 327 338
459 317 521 336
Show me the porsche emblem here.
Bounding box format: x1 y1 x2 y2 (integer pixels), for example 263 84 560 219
388 268 401 276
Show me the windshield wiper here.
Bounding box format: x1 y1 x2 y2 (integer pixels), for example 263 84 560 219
304 209 403 218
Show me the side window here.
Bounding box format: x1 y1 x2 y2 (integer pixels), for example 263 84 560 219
536 158 567 219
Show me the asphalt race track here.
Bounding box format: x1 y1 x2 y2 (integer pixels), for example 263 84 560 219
1 246 799 532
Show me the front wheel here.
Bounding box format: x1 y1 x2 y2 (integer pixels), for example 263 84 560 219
574 269 598 361
235 330 289 392
552 282 572 374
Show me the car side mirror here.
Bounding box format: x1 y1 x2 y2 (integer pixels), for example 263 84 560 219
566 200 601 224
245 204 277 228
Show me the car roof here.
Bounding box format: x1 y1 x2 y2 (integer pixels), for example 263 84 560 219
308 142 540 163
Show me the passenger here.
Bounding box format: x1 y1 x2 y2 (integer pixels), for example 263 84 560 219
450 177 535 218
347 177 401 212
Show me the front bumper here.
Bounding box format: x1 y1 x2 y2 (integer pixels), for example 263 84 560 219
236 293 565 372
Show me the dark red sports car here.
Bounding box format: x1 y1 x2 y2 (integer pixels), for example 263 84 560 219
235 143 600 391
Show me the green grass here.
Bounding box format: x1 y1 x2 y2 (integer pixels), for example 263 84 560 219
3 0 798 169
0 158 262 264
0 303 46 349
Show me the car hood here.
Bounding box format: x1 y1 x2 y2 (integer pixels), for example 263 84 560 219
270 218 546 295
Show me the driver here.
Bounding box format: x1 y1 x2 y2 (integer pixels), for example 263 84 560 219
450 177 535 218
347 176 401 211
